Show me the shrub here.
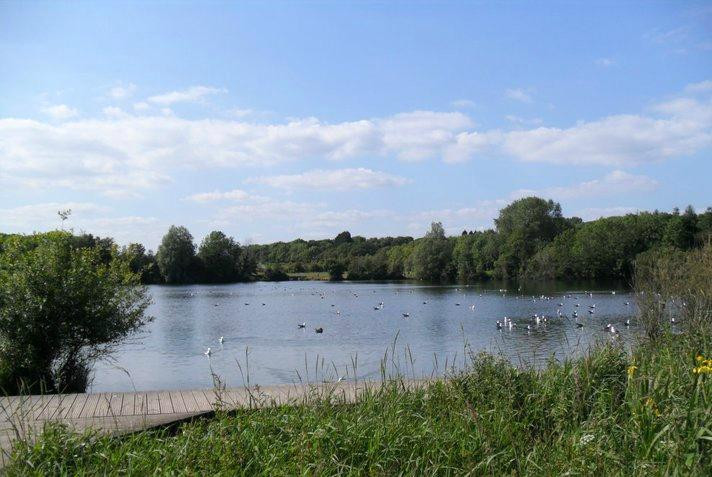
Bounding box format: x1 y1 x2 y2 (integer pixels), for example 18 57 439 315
0 232 151 393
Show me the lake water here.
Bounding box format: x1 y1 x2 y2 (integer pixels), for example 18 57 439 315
90 280 638 392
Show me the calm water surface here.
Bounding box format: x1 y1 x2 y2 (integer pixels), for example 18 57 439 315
91 281 637 392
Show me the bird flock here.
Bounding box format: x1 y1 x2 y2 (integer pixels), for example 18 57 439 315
201 286 644 358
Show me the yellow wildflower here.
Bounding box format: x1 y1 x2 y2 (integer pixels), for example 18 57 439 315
627 365 638 378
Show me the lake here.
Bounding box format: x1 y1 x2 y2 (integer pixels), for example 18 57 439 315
90 280 638 392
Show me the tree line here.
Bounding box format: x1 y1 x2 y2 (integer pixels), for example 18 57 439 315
2 197 709 286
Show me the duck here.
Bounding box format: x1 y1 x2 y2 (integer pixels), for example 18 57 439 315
298 322 306 329
576 323 584 328
315 327 324 334
496 321 503 330
624 319 630 326
204 347 212 356
402 313 410 318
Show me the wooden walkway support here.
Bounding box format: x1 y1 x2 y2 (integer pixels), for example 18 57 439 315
0 379 426 467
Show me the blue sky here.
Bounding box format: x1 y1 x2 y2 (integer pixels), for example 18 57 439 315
1 1 711 249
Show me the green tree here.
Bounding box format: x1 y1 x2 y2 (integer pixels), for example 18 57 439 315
156 226 197 284
0 232 151 393
197 231 246 283
406 224 454 281
494 197 566 278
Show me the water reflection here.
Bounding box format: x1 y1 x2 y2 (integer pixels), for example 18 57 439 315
91 281 637 392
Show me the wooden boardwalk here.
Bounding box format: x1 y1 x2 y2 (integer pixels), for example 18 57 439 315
0 380 424 467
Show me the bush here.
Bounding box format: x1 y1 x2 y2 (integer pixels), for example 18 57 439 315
0 232 151 393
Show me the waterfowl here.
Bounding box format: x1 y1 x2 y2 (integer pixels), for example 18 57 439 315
204 347 211 356
219 336 224 344
624 319 630 326
576 323 584 328
496 321 503 330
298 322 306 328
315 327 324 334
402 313 410 318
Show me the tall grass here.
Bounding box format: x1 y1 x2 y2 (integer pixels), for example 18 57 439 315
6 247 712 476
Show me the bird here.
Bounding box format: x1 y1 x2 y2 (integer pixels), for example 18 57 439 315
423 301 428 304
219 336 224 344
670 317 677 324
624 302 630 306
204 347 212 356
496 321 503 330
455 303 461 306
576 323 584 328
402 313 410 318
624 319 630 327
298 322 306 328
526 324 532 331
315 327 324 334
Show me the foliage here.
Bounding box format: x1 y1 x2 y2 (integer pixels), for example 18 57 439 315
197 231 254 283
0 232 151 393
156 226 198 284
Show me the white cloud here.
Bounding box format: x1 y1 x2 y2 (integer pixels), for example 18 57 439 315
502 90 712 165
505 115 543 126
0 201 165 247
1 82 710 200
685 80 712 93
133 102 150 111
148 85 227 105
505 88 533 103
511 170 659 200
229 108 255 118
451 99 476 109
41 104 78 120
574 206 640 221
247 168 410 190
595 58 615 67
109 83 137 100
102 106 128 118
185 189 251 202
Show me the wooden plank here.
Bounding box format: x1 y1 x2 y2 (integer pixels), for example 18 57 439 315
68 393 89 419
133 393 147 416
46 393 79 420
169 391 188 414
30 395 54 420
146 392 161 415
190 390 211 412
157 392 174 414
83 393 103 418
120 392 134 417
107 393 124 417
181 390 200 413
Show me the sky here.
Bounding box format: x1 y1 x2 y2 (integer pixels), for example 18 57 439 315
1 1 711 249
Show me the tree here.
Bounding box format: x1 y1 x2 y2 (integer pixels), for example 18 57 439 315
494 197 566 278
334 231 353 245
406 224 454 281
425 222 446 239
156 226 197 284
0 232 151 393
325 260 346 281
198 231 245 283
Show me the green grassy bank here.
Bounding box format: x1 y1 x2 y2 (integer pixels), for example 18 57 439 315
7 338 711 476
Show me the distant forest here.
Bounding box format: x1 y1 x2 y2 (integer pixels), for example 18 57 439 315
2 197 710 284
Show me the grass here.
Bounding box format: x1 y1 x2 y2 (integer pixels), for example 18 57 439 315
287 271 331 281
6 245 712 475
5 337 711 476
